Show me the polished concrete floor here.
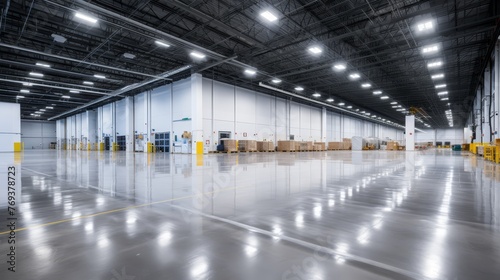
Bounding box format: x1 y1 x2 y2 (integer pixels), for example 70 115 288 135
0 149 499 279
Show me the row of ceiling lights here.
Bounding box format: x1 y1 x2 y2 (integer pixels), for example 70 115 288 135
418 19 452 128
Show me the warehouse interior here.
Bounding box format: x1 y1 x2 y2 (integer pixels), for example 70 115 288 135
1 0 500 279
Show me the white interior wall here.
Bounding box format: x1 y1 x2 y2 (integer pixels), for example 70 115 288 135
172 78 192 142
55 75 405 152
150 85 171 133
21 120 56 149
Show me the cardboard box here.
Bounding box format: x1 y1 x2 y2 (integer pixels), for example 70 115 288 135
257 141 274 151
239 140 257 152
221 139 237 152
328 142 343 150
278 141 295 151
315 142 326 151
387 141 399 151
313 144 323 151
342 138 352 150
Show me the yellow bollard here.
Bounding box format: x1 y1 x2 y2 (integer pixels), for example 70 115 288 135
13 142 23 152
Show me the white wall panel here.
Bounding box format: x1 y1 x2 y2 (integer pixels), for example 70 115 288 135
213 81 234 121
236 87 256 124
256 93 273 126
115 99 127 135
102 104 113 135
202 78 213 119
172 78 192 121
21 120 56 149
151 85 171 133
310 108 321 130
134 93 146 135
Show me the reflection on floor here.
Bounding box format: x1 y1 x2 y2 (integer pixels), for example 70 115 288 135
0 149 499 279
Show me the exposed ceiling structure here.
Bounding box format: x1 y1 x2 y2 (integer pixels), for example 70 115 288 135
0 0 499 128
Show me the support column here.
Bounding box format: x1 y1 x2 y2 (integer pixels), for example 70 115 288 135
191 73 204 154
125 97 135 152
405 115 415 151
321 107 327 143
494 42 500 140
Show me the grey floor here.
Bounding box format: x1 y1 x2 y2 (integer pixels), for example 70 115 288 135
0 149 499 280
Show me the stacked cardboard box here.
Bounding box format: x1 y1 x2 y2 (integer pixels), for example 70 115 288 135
221 139 237 152
238 140 257 152
278 140 295 151
313 144 323 151
342 138 352 150
257 141 274 152
328 142 343 150
387 141 399 151
315 142 326 151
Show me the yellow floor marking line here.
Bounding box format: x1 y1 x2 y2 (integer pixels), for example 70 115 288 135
0 184 250 235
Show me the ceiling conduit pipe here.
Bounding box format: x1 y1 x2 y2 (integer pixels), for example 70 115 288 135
0 43 171 80
259 82 421 131
48 65 191 120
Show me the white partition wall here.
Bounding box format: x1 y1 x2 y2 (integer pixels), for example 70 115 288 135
21 120 56 149
0 102 21 152
55 75 405 152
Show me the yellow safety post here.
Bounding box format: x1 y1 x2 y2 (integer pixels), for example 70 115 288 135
99 142 105 151
112 142 119 151
147 142 155 153
87 143 91 151
196 141 203 155
13 142 23 152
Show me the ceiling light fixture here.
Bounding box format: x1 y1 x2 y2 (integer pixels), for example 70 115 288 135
62 95 71 99
427 61 443 68
381 96 389 99
312 93 321 97
390 102 397 104
29 72 44 77
260 11 278 22
308 46 322 54
36 62 51 68
190 51 205 59
271 78 282 84
417 21 434 32
435 84 447 88
22 82 33 86
70 90 80 93
46 106 54 109
347 106 352 109
16 96 24 99
123 53 136 59
437 91 448 95
422 45 439 54
338 102 345 106
20 89 29 93
349 73 361 79
373 91 382 95
333 63 346 70
431 74 444 79
361 83 371 88
326 98 334 102
244 69 257 75
51 34 67 43
155 40 170 48
83 81 94 85
74 12 98 24
441 97 449 101
295 86 304 91
94 74 106 79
